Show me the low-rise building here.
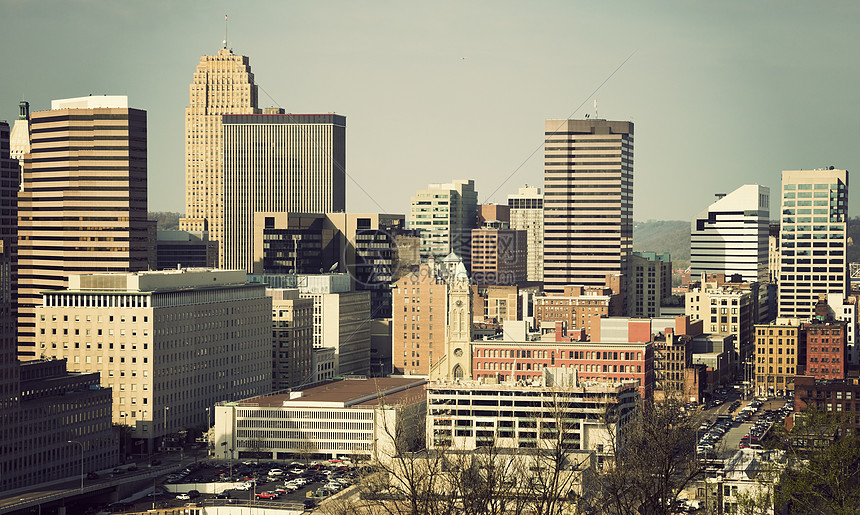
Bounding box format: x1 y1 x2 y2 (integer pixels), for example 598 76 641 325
214 377 427 462
534 286 622 339
755 320 802 397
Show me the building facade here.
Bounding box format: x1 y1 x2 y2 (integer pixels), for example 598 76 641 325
803 320 846 381
180 46 259 259
628 252 672 318
222 112 346 272
427 369 637 461
543 119 633 294
690 185 770 284
391 263 448 376
214 377 426 462
778 169 848 320
17 96 150 358
469 227 527 286
409 179 477 269
534 286 622 339
754 321 801 397
269 289 314 391
35 269 272 451
508 185 544 282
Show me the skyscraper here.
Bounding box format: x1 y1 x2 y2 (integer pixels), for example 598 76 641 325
17 96 149 358
507 185 544 282
180 46 259 265
409 179 477 269
543 119 633 294
222 111 346 272
0 121 18 407
690 184 770 283
778 168 848 320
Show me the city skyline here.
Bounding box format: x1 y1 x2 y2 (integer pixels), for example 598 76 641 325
1 2 859 223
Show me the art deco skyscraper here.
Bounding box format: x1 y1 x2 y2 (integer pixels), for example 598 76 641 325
180 46 259 265
778 168 848 320
690 184 770 284
543 119 633 294
17 96 149 358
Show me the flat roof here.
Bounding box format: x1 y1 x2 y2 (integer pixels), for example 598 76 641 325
242 377 426 408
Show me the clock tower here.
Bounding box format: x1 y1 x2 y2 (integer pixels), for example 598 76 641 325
444 259 472 381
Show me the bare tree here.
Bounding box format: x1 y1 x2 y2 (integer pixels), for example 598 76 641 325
590 392 705 515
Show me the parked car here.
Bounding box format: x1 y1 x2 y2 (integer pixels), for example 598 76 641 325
176 493 191 500
86 472 99 480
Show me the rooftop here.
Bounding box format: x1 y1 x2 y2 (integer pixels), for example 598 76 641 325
233 377 427 409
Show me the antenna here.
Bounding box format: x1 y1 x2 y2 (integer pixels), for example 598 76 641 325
224 14 228 49
594 99 598 119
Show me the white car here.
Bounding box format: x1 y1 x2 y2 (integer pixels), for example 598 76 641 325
268 468 284 476
289 468 304 475
234 483 252 491
176 493 191 500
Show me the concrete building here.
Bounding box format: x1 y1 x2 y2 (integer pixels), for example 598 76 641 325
214 377 426 462
155 230 218 270
223 112 346 272
409 179 477 269
690 185 770 284
469 227 527 285
828 293 857 367
427 368 637 463
508 185 544 282
269 289 314 390
391 262 449 376
180 46 259 258
35 269 272 452
628 251 672 318
778 169 849 320
252 212 336 275
4 359 118 493
768 222 780 284
477 204 510 225
755 320 802 397
250 274 371 376
17 96 150 358
543 119 633 294
686 274 759 367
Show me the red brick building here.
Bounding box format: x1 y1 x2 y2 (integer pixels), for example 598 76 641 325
534 285 623 339
803 321 847 380
794 375 860 431
470 340 653 401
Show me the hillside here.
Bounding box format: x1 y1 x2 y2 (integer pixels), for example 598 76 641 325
149 211 183 231
633 220 690 267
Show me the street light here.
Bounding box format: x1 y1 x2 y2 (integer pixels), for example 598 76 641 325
67 440 84 491
163 406 170 450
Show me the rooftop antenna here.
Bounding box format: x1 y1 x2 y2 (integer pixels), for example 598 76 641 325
594 99 598 119
223 14 228 49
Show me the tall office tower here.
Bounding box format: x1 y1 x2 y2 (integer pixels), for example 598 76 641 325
690 184 770 283
768 222 780 283
543 119 633 294
17 96 149 358
223 112 346 271
269 288 314 390
508 185 544 282
180 46 259 260
0 121 18 417
410 179 478 269
778 169 848 320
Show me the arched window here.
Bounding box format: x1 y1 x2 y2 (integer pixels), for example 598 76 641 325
453 365 464 380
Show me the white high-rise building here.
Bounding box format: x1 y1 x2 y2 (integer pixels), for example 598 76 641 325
778 169 848 320
410 179 477 268
690 184 770 284
507 185 544 282
542 119 633 294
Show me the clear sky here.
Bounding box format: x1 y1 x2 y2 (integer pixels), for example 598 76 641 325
2 1 859 222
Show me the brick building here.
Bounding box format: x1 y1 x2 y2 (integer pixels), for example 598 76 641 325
534 285 622 339
803 320 847 380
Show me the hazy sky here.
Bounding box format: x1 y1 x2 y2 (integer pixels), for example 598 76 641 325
2 1 859 222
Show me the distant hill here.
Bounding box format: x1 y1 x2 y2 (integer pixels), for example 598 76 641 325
149 211 183 231
633 220 690 267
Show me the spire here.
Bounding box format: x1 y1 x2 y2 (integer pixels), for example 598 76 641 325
223 14 228 49
18 101 29 121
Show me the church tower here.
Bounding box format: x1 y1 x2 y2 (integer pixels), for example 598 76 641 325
445 259 472 381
